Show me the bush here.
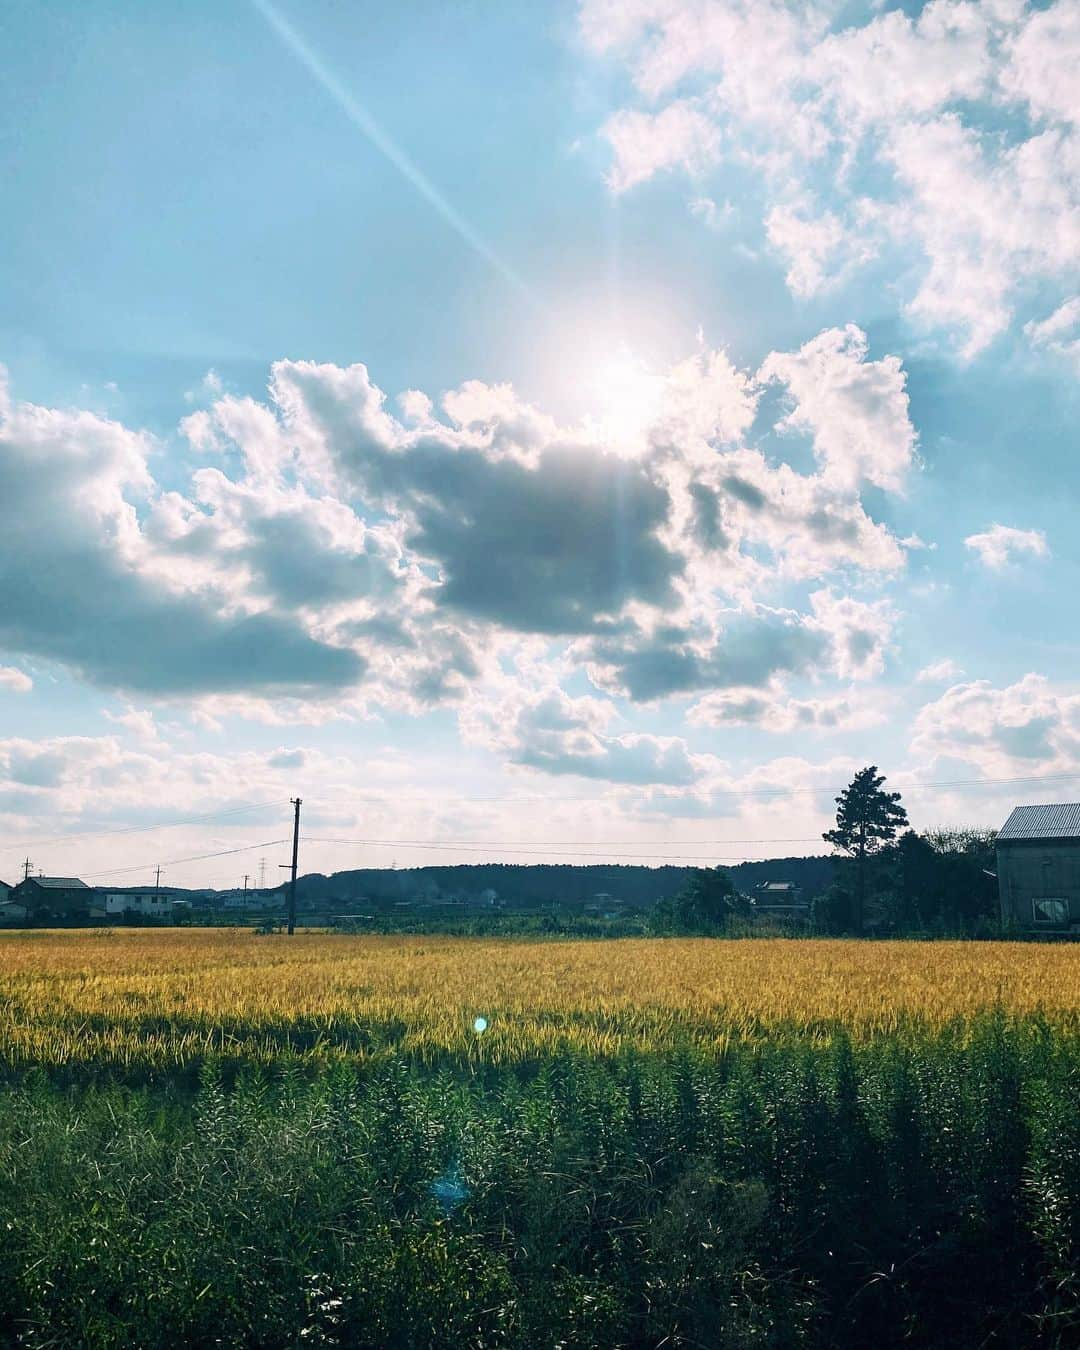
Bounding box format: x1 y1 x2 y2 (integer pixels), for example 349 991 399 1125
0 1023 1077 1346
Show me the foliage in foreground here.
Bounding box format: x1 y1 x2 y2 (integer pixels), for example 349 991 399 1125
2 1021 1080 1347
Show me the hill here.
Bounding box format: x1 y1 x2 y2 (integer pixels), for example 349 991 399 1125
289 857 835 910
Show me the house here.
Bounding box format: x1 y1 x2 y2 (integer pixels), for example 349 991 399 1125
996 804 1080 933
11 876 98 921
103 887 181 918
753 881 809 922
0 899 29 924
220 890 284 911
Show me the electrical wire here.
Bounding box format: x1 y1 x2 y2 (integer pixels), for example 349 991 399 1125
302 837 825 862
81 839 291 881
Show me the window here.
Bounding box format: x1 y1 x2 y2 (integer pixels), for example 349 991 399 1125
1033 897 1068 925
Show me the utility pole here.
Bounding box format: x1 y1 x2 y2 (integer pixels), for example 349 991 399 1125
242 874 250 908
279 798 302 935
154 865 164 896
22 857 33 881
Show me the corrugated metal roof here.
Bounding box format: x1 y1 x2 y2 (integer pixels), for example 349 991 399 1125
997 803 1080 841
29 876 91 889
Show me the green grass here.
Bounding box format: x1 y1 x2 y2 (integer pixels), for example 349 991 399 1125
2 1018 1080 1347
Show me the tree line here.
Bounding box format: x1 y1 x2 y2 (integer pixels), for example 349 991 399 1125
653 765 999 936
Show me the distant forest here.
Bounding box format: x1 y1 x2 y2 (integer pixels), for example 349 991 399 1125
291 857 836 909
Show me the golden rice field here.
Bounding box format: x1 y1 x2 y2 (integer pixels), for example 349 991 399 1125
3 928 1080 1070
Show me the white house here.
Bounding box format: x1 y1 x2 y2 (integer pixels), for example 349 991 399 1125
103 888 175 918
220 890 284 911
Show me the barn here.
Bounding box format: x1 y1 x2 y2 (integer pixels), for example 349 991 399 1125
996 804 1080 933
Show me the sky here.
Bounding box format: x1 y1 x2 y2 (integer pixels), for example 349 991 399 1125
1 0 1078 890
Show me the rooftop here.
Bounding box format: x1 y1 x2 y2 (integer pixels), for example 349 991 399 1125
25 876 92 889
997 803 1080 842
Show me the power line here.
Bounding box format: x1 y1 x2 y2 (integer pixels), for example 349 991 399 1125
302 836 824 862
307 833 822 846
314 831 826 842
82 838 291 881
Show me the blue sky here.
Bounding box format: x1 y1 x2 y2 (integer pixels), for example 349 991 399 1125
1 0 1078 887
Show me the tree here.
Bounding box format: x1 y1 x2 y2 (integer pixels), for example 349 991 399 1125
890 827 998 933
823 766 908 932
650 868 742 935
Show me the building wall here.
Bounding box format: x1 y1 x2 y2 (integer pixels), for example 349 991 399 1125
104 892 172 916
13 883 95 917
996 840 1080 930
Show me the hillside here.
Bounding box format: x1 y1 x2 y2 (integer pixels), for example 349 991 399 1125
289 857 836 909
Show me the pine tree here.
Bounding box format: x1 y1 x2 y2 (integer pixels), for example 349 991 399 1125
823 766 908 932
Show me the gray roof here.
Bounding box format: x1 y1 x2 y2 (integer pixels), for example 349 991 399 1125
103 885 184 894
997 803 1080 841
759 881 798 892
27 876 91 889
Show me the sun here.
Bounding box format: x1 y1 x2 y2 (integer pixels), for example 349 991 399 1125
588 346 667 451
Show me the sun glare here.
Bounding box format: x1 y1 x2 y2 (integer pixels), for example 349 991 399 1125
588 347 667 450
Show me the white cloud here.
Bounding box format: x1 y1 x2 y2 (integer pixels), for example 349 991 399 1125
0 337 915 782
603 101 722 193
885 114 1080 357
0 388 363 702
1024 297 1080 366
911 674 1080 776
688 684 884 733
964 522 1049 568
999 0 1080 128
765 200 875 298
916 658 965 684
581 0 1080 356
758 326 918 493
809 588 895 681
462 684 708 784
0 666 32 693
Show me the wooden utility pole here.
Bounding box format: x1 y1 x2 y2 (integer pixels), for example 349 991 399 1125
287 797 301 935
22 857 33 881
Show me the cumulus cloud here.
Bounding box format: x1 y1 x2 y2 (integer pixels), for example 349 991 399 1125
603 101 722 193
765 200 876 298
628 752 859 821
0 336 913 787
809 588 894 681
0 732 363 847
0 667 32 694
911 674 1080 775
689 684 884 733
916 658 965 684
581 0 1080 355
1024 297 1080 366
461 684 707 785
578 606 831 702
0 385 363 700
758 326 917 493
964 523 1049 569
103 706 163 744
